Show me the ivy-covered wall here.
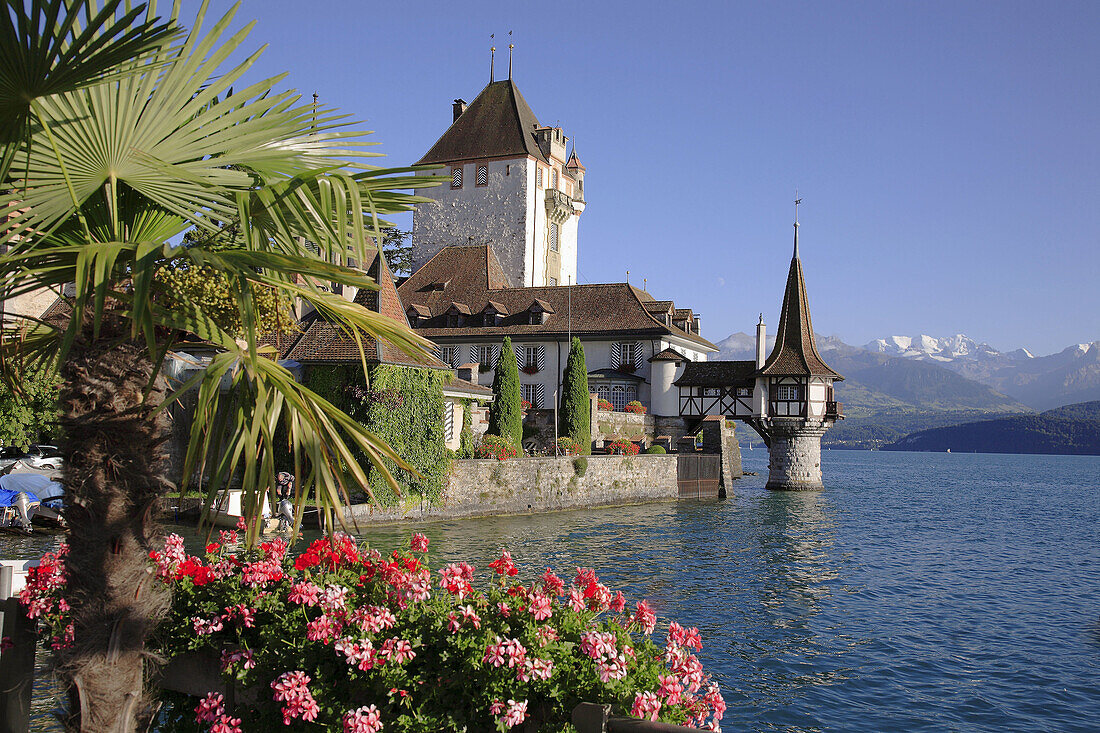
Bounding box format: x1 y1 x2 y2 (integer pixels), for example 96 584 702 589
304 363 448 507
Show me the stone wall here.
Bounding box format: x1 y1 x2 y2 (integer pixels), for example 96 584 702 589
345 454 678 523
594 409 652 446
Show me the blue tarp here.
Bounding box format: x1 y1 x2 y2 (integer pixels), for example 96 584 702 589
0 474 63 502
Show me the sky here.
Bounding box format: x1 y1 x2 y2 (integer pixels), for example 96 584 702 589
176 0 1099 355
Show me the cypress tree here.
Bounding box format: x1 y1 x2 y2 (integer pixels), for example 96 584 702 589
488 336 524 449
559 337 592 455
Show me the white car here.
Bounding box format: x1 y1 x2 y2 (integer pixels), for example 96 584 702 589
25 445 62 470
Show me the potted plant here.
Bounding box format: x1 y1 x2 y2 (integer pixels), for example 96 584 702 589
624 401 647 415
606 439 640 456
597 398 614 411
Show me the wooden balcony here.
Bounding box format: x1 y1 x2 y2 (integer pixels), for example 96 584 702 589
825 401 843 419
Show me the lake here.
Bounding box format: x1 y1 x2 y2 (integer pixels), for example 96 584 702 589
10 450 1100 731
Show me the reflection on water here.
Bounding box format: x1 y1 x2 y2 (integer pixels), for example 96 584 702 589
9 450 1100 732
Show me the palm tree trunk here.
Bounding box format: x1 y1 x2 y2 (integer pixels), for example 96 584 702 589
57 319 172 732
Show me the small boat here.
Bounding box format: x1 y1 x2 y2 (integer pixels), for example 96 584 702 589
0 472 65 530
206 488 281 533
1 488 38 532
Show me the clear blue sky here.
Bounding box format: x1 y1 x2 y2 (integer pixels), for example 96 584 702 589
178 0 1099 355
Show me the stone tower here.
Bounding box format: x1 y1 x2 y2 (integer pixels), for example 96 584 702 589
756 220 843 490
411 78 585 287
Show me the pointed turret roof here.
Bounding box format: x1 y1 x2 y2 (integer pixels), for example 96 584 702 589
759 224 843 379
566 148 585 171
417 80 548 165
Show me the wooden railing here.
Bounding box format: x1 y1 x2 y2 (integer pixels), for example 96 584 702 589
826 401 843 419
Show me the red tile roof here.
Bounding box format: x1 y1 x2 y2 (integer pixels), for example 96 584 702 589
396 245 717 350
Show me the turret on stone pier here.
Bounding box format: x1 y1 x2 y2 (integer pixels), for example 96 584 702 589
755 215 843 490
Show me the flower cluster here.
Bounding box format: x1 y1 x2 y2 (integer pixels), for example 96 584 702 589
624 400 647 415
25 532 725 732
18 545 73 649
606 439 641 456
556 437 582 456
597 398 614 411
520 399 533 409
474 434 519 461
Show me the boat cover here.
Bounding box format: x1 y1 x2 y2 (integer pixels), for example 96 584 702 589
0 473 64 502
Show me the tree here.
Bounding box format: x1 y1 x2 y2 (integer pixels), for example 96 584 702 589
380 226 413 278
0 359 59 448
488 337 523 449
0 3 440 730
560 337 592 454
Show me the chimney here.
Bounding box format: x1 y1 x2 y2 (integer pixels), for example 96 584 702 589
755 314 767 369
452 99 467 123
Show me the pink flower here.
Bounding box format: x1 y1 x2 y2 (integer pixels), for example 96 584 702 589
483 637 507 667
235 516 248 531
568 587 585 612
306 614 340 643
0 636 13 653
210 715 242 733
703 682 727 721
222 603 255 629
502 637 527 668
502 699 529 728
334 637 376 671
461 604 482 628
535 625 559 646
343 704 383 733
631 691 662 721
349 605 397 634
195 692 226 723
240 557 284 588
380 637 416 665
288 580 321 606
271 671 319 725
219 648 256 672
497 601 511 617
573 567 598 588
192 616 224 636
632 600 657 635
218 529 239 545
489 699 506 715
659 674 684 705
410 532 430 553
529 592 553 621
521 656 554 681
319 584 349 614
610 590 626 613
439 563 475 599
540 567 565 595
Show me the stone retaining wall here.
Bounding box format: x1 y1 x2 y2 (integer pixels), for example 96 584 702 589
346 454 678 523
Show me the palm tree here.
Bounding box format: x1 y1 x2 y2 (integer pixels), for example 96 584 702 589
0 2 438 730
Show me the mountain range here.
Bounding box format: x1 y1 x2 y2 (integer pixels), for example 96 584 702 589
718 331 1100 415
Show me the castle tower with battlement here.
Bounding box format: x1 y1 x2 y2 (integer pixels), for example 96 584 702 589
411 78 585 288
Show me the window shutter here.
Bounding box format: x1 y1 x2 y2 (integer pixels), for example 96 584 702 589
534 384 545 409
536 345 545 371
633 342 642 366
469 346 479 364
611 342 621 369
492 345 501 368
514 343 524 366
444 402 455 441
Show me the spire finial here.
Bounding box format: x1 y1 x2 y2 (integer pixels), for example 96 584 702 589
490 37 496 82
793 191 802 259
508 31 513 79
758 312 764 325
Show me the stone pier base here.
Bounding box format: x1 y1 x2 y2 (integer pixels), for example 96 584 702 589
764 419 829 490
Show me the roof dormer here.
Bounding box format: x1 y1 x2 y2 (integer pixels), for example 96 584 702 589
481 300 509 326
526 298 555 325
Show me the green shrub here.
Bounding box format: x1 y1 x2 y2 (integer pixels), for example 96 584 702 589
572 456 588 477
559 337 592 454
488 337 523 449
645 445 666 454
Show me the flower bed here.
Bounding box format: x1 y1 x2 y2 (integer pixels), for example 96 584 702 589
474 435 520 461
624 401 647 415
606 440 641 456
556 437 582 456
18 531 726 732
597 399 613 411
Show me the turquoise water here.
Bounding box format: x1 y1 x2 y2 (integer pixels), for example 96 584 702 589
12 450 1100 731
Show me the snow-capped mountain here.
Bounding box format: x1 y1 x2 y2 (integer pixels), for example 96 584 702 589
863 334 1015 363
